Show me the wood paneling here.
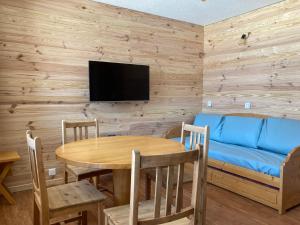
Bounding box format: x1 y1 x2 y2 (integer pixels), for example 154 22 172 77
0 0 203 190
203 0 300 119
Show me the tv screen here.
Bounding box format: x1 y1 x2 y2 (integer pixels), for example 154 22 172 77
89 61 149 101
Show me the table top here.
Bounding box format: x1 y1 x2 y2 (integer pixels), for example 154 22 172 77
0 151 21 163
56 136 185 169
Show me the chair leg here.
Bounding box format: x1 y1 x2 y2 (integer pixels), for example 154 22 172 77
33 199 40 225
145 174 151 200
105 215 109 225
111 174 114 194
64 171 68 184
82 211 87 225
96 176 100 189
98 202 104 225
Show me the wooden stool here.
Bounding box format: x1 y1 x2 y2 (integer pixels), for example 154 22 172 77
0 151 20 204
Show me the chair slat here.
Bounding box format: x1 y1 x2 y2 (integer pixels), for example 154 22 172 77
154 167 162 218
183 123 206 133
190 131 193 150
65 121 97 128
140 151 198 169
165 165 174 216
85 126 88 139
175 163 184 213
73 128 77 141
62 120 67 145
79 127 83 140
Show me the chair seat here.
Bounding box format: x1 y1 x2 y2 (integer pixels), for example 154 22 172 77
47 180 106 211
104 199 190 225
66 164 109 177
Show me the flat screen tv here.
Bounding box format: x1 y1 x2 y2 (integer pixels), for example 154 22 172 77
89 61 149 101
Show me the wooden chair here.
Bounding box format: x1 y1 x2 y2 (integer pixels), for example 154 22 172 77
62 119 112 191
26 130 106 225
104 125 209 225
181 122 206 151
145 122 207 200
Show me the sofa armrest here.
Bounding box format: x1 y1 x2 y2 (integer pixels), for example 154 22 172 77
280 146 300 214
163 125 182 139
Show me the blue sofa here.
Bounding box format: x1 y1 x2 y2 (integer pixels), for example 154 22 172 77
167 113 300 214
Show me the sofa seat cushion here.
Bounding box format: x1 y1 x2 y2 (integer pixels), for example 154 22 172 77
193 113 223 141
219 116 264 148
208 141 285 177
171 138 285 177
258 117 300 155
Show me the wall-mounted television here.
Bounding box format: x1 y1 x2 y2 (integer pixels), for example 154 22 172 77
89 61 149 101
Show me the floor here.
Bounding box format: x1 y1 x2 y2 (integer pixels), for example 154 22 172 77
1 176 300 225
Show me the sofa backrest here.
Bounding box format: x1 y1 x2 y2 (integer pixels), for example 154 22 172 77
258 117 300 155
219 116 264 148
193 113 223 141
194 113 300 154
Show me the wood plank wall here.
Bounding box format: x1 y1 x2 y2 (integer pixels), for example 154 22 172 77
203 0 300 119
0 0 203 190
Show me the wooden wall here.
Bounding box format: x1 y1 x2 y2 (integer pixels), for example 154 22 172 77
203 0 300 119
0 0 203 190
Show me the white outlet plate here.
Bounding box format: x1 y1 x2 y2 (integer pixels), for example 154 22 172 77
207 100 212 107
244 102 252 109
48 168 56 176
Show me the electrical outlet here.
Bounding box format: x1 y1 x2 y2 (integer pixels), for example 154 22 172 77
244 102 252 109
207 100 213 108
48 168 56 176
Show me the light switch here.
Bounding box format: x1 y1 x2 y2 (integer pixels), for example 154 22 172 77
207 100 212 107
244 102 252 109
48 168 56 176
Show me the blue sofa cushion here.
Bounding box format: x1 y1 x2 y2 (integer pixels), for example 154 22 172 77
208 141 285 177
258 118 300 155
219 116 264 148
193 113 223 141
172 138 285 177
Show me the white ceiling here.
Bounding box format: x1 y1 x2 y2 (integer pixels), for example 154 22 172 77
94 0 283 25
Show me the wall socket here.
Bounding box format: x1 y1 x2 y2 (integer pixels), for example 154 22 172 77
48 168 56 176
244 102 252 109
207 100 213 107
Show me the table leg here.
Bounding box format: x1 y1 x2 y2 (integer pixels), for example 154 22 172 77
112 169 131 206
0 163 16 204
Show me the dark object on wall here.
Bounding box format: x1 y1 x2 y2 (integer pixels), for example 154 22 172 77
241 32 251 40
89 61 149 101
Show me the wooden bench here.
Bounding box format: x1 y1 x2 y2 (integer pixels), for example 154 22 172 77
161 113 300 214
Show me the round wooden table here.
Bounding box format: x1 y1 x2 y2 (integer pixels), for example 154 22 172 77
56 135 185 205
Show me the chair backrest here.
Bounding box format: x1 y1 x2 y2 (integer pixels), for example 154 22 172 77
62 119 99 144
129 125 209 225
26 130 49 224
181 122 206 151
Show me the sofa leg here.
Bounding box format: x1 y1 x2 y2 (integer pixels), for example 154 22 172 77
279 207 286 215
